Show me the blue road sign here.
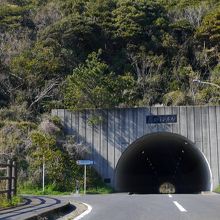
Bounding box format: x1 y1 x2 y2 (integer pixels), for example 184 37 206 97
76 160 94 165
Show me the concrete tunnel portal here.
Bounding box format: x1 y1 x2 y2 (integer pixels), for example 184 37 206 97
115 132 212 194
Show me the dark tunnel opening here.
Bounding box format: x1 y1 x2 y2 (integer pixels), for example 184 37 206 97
115 133 212 194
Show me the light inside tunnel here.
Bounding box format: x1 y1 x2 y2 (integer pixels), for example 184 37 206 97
115 132 212 194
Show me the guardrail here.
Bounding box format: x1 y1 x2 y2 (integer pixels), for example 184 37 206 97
0 160 17 200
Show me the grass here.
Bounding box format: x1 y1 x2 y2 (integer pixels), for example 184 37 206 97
18 184 71 196
0 196 23 209
86 186 114 194
18 182 114 196
214 185 220 193
19 186 113 195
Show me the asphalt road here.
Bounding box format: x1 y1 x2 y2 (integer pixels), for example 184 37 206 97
74 193 220 220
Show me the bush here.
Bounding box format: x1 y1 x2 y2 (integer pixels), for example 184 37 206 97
163 90 186 105
0 195 22 209
214 185 220 193
0 104 33 122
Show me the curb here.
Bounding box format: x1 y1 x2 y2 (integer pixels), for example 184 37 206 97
24 202 71 220
74 202 92 220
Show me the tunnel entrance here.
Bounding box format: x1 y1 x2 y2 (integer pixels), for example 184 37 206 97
115 132 212 194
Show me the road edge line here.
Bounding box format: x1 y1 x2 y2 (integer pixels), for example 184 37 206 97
74 202 92 220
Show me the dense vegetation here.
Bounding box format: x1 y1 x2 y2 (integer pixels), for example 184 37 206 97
0 0 220 194
0 0 219 111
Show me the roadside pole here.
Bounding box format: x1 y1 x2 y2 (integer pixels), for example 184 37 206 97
43 155 45 192
84 164 87 194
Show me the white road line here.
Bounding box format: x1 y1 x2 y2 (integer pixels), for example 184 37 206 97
173 201 187 212
74 202 92 220
168 194 172 198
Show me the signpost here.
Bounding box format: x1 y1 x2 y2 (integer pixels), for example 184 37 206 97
76 160 94 194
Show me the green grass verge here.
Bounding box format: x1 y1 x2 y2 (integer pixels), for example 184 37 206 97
18 184 71 196
0 196 23 209
19 183 113 195
86 186 114 194
214 185 220 193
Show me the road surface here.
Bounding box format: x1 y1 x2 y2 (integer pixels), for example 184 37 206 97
0 196 69 220
74 193 220 220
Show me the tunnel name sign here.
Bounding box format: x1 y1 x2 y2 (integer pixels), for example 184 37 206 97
146 115 177 124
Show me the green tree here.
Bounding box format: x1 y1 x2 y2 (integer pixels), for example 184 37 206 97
0 3 34 32
40 12 103 63
30 131 74 190
9 42 65 111
196 5 220 48
85 0 115 33
113 0 168 44
163 66 197 105
64 51 135 109
194 66 220 105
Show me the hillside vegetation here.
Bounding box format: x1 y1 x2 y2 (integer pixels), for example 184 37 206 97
0 0 219 112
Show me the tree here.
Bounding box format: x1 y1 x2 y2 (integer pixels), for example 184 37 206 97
64 51 135 109
9 42 65 111
85 0 115 34
30 131 74 190
163 90 188 106
127 45 165 82
193 5 220 79
40 12 103 63
113 0 168 44
194 66 220 105
0 3 34 32
163 65 197 105
196 6 220 48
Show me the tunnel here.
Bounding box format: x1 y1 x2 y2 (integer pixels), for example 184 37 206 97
115 132 212 194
